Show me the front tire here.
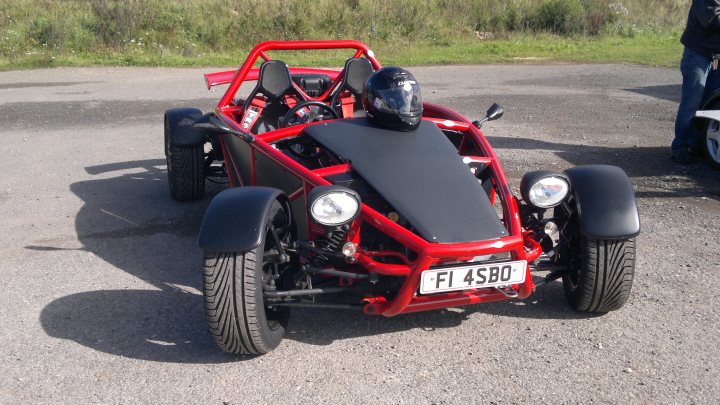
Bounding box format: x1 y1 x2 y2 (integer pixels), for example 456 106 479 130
562 236 635 313
203 202 291 355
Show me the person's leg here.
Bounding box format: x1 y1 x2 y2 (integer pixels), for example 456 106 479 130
673 47 711 153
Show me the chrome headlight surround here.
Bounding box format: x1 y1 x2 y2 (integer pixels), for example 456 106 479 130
520 171 570 209
307 186 361 227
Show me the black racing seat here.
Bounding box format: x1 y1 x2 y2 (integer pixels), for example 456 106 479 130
329 58 374 118
241 60 306 133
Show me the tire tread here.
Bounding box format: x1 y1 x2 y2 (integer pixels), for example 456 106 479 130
167 143 204 201
567 237 635 313
203 250 282 355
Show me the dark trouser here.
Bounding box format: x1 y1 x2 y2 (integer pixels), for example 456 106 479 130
673 47 720 151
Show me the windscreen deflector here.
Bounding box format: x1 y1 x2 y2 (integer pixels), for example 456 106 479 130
303 119 508 243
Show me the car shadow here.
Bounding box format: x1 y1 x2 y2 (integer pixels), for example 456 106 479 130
39 124 711 360
624 84 681 103
37 159 243 363
40 289 236 363
37 157 602 360
283 277 593 347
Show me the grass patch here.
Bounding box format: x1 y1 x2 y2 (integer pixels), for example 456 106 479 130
383 31 684 67
0 31 684 70
0 0 688 70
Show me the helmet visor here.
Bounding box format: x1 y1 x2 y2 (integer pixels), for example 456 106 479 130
371 80 422 115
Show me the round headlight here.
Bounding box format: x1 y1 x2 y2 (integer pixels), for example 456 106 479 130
520 171 570 209
308 186 361 226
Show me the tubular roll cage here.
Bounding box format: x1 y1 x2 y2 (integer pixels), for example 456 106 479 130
209 40 541 316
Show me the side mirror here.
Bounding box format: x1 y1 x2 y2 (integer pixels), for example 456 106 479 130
485 103 504 121
192 113 254 143
472 103 505 129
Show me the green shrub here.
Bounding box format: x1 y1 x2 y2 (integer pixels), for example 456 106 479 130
27 16 66 48
502 4 524 31
90 0 139 47
582 0 620 35
531 0 587 35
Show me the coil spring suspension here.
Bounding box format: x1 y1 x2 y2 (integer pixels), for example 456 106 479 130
313 227 348 266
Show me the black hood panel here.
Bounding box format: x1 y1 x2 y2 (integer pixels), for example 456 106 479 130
303 119 508 243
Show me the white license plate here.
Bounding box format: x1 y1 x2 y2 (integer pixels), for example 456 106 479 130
420 260 527 294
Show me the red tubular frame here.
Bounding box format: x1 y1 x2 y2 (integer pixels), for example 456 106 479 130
210 40 540 317
205 67 343 89
216 40 381 110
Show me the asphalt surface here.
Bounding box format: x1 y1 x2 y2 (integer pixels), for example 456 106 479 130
0 64 718 404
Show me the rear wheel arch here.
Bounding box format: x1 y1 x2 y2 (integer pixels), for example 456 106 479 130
701 89 720 110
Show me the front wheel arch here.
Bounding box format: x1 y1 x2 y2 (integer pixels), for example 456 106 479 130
564 165 640 239
198 187 293 253
203 199 292 355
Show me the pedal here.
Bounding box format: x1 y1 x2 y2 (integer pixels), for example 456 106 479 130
496 285 519 298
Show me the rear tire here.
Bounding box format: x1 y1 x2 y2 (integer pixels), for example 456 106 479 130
165 112 205 201
203 202 291 355
562 236 635 313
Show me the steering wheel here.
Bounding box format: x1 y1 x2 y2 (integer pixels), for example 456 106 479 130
280 100 338 128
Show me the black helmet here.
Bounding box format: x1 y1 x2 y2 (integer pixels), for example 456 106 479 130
362 67 423 131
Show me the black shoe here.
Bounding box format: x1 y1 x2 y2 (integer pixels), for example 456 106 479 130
671 148 699 164
689 143 705 157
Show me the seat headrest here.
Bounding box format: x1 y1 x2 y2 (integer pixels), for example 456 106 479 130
343 58 374 95
258 60 293 100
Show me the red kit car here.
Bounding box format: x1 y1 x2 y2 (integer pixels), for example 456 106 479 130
163 40 640 354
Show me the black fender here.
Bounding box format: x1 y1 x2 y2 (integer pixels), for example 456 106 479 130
702 89 720 109
165 108 206 147
694 89 720 128
198 187 290 252
564 165 640 239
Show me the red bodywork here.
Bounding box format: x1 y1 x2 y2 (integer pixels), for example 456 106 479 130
207 40 541 316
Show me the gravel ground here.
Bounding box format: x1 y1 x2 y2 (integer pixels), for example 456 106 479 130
0 64 718 404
